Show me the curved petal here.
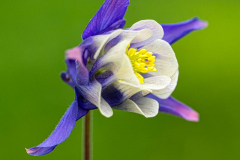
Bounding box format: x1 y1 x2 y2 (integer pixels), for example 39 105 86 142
142 39 178 77
147 94 199 121
130 29 153 44
82 0 130 40
76 78 101 108
142 76 171 90
75 87 98 110
130 20 164 48
87 29 122 60
134 97 159 117
101 80 141 107
113 99 144 115
162 17 208 44
116 54 140 85
99 97 113 118
26 101 88 156
112 81 141 101
77 78 113 117
113 97 159 118
152 70 179 99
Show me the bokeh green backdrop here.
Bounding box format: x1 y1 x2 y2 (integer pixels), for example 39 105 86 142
1 0 240 159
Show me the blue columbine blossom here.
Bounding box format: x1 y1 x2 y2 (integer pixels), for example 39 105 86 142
26 0 207 156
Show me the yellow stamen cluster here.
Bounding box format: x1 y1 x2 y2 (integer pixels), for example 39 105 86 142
126 44 157 83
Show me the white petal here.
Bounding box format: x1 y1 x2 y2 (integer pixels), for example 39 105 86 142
130 29 153 43
130 20 164 48
116 80 152 98
130 20 163 38
153 70 179 99
113 97 159 118
98 98 113 118
77 78 102 108
116 54 140 85
91 29 123 59
113 99 144 115
113 80 142 100
77 78 113 117
142 39 178 77
142 76 171 90
134 97 159 118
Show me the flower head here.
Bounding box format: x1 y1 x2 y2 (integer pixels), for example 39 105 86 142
26 0 207 156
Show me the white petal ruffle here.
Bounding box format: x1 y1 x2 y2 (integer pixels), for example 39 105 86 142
113 97 159 118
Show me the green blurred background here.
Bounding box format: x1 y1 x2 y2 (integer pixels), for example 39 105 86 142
1 0 240 159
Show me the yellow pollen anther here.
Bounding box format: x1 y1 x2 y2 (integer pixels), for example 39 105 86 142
126 44 157 83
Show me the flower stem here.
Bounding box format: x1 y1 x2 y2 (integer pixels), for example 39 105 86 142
84 111 91 160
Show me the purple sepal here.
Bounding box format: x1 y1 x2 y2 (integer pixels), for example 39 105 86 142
26 101 88 156
99 19 126 34
162 17 208 44
25 146 56 157
82 0 130 40
147 94 199 122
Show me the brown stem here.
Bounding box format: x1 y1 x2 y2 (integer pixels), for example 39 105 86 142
84 111 91 160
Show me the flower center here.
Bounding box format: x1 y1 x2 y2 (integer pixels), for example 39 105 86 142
126 44 157 83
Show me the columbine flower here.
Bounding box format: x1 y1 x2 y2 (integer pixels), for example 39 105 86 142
26 0 207 156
